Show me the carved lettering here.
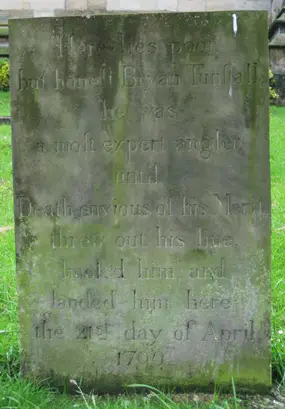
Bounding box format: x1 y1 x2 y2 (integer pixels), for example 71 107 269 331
141 105 176 119
18 69 46 90
51 227 104 249
100 99 126 120
102 137 164 163
76 323 111 340
121 36 157 55
51 290 116 310
79 202 152 217
76 325 92 340
123 66 180 90
186 62 258 86
156 197 172 216
124 321 163 346
34 320 64 340
115 233 147 248
54 132 96 153
213 193 267 217
187 292 231 309
115 164 158 184
202 320 255 344
189 258 226 279
168 40 215 58
176 131 242 159
56 35 115 58
196 228 233 248
17 196 73 217
61 258 124 280
15 197 155 219
55 68 112 89
181 196 206 216
173 320 197 341
12 13 270 389
132 290 168 311
138 259 175 280
156 226 184 248
117 350 164 366
17 63 261 91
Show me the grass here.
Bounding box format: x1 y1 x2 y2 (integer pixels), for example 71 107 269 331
0 91 10 116
0 103 284 408
0 380 249 409
269 107 285 381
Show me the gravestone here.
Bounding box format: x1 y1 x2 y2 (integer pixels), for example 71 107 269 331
9 12 271 392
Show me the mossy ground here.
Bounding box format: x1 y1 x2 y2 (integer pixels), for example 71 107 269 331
0 95 284 408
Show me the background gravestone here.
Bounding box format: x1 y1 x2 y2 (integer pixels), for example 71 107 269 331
10 12 271 392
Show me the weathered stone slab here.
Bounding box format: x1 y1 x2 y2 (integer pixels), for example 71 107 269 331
9 12 271 392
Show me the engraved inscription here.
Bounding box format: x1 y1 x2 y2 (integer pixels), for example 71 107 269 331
115 233 147 248
51 227 104 249
17 196 73 217
187 292 231 309
17 62 262 91
120 36 157 55
186 62 258 86
202 321 255 344
12 12 270 389
18 195 265 221
76 325 92 340
76 323 111 340
61 258 124 280
168 40 215 56
138 259 175 280
117 350 164 366
181 196 206 216
123 66 180 90
213 193 267 216
34 316 64 340
51 290 116 310
17 196 174 219
124 321 163 345
115 164 159 184
56 35 115 58
173 321 197 341
156 226 184 248
103 137 164 163
100 99 126 120
17 67 112 90
132 290 168 311
196 228 233 249
55 33 218 59
141 105 176 119
189 258 226 279
176 131 243 159
79 202 151 217
54 132 96 153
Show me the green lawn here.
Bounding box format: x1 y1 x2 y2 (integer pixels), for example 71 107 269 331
269 107 285 380
0 91 10 116
0 107 284 408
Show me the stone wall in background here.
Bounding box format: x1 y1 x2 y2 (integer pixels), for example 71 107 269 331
272 0 285 21
0 0 277 22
